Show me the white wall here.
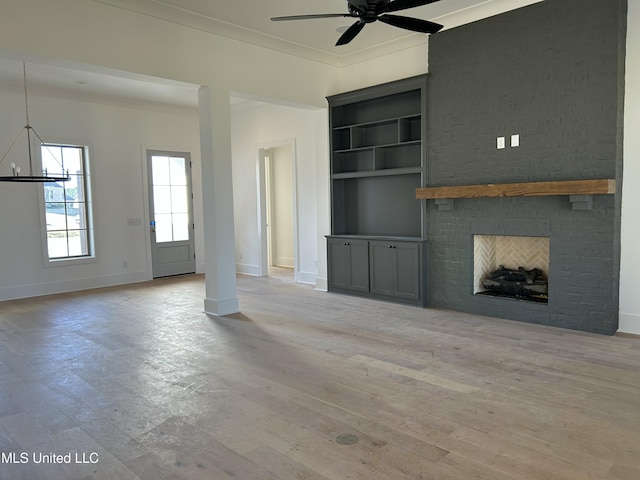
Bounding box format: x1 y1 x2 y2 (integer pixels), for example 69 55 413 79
0 87 201 300
0 0 339 313
231 102 325 285
619 2 640 335
340 42 429 92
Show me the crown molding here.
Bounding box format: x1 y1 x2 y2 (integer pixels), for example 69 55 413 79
91 0 544 68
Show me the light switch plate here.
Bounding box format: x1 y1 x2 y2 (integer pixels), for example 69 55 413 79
511 134 520 147
497 137 506 149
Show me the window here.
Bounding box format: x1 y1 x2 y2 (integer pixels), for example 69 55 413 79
41 144 93 261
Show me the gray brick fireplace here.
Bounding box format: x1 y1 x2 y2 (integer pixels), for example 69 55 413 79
423 0 625 334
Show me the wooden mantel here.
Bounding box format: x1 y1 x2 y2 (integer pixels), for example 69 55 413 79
416 179 616 200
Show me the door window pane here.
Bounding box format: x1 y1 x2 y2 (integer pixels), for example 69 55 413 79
172 213 190 241
169 157 187 185
171 186 189 214
154 213 173 243
153 186 172 214
152 156 171 185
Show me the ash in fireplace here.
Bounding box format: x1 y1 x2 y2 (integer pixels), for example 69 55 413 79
480 265 548 302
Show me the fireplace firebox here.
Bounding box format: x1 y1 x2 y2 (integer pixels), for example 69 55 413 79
474 235 550 304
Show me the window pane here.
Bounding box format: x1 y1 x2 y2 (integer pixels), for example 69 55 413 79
62 147 82 174
44 183 65 203
172 213 189 241
64 175 83 202
169 157 187 186
67 203 87 229
153 186 172 214
45 203 67 231
171 186 188 214
154 213 173 243
41 146 64 175
152 156 171 185
47 231 69 258
67 230 89 256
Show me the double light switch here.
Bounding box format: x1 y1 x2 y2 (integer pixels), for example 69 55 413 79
497 134 520 149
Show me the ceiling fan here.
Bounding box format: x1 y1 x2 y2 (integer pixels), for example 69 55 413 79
271 0 444 46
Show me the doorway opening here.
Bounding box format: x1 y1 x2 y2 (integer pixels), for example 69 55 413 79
258 141 298 282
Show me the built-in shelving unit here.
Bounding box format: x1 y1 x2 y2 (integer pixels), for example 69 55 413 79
327 75 427 306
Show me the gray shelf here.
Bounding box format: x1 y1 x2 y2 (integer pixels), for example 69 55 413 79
332 166 422 180
328 75 427 239
327 75 428 306
332 173 422 238
331 89 422 128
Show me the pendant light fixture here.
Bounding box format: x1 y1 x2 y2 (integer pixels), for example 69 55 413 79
0 62 70 183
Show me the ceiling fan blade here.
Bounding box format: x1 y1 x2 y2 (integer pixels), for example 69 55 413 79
271 13 354 21
336 20 365 46
378 14 443 34
380 0 441 14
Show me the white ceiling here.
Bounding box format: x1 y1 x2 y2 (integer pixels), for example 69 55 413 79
0 0 543 108
93 0 542 64
0 54 201 109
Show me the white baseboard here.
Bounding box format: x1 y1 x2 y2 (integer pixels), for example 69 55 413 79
204 297 240 316
315 277 328 291
273 257 294 268
296 271 317 285
618 313 640 335
236 263 261 276
0 272 151 302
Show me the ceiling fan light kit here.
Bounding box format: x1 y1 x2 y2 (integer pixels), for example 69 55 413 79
271 0 443 46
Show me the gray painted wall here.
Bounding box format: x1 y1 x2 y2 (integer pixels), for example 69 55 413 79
425 0 626 334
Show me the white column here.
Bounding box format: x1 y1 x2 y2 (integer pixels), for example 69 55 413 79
198 86 240 316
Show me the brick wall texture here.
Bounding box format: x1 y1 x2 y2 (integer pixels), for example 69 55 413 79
425 0 626 334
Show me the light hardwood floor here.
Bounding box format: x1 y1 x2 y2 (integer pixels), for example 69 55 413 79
0 274 639 480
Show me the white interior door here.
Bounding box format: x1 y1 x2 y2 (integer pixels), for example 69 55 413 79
147 150 195 278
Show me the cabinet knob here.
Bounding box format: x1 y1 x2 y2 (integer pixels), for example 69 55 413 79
388 244 396 248
344 242 350 246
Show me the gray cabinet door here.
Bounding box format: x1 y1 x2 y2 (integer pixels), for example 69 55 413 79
369 241 395 296
349 240 370 292
394 242 421 301
328 238 369 293
328 239 350 289
370 240 421 302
